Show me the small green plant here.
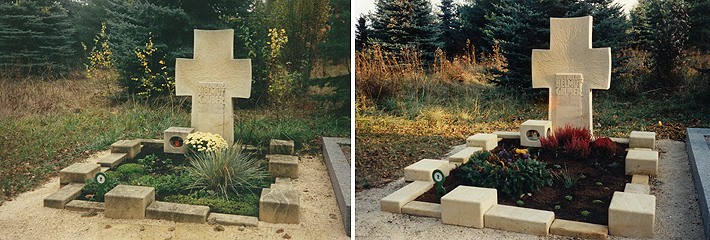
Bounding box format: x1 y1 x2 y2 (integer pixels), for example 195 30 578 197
553 166 580 189
592 200 605 204
186 145 269 200
164 193 260 216
116 163 145 178
138 154 173 173
131 173 193 197
565 195 573 201
516 200 525 206
554 205 561 210
581 210 591 217
595 181 603 186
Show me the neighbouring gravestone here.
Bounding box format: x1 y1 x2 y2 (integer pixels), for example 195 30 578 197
175 29 252 147
532 16 611 133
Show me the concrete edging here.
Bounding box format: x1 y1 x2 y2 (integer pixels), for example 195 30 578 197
322 137 352 236
686 128 710 238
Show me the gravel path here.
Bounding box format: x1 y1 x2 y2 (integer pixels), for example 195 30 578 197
355 140 706 239
0 151 348 240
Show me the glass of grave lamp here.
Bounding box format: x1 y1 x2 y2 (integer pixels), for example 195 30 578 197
170 136 184 148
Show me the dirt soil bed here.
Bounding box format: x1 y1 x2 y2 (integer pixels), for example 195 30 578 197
416 139 631 225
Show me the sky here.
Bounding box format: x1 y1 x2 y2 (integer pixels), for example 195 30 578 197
352 0 639 25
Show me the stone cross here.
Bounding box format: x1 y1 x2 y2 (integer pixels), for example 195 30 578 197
531 16 611 133
175 29 251 147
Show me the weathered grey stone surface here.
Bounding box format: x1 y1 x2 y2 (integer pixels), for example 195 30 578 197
145 201 210 223
105 185 155 219
322 137 351 236
531 16 611 132
267 154 299 179
163 127 194 154
207 213 258 227
138 138 164 150
59 163 100 185
259 184 299 224
96 153 128 169
687 128 710 238
110 139 141 159
43 183 84 209
270 139 295 155
64 200 105 212
175 29 252 147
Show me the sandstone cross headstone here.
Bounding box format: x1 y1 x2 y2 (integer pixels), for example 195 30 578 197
531 16 611 133
175 29 251 147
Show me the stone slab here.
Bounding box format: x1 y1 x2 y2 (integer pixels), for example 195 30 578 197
64 200 105 212
466 133 498 150
608 191 655 238
322 137 351 236
686 128 710 238
270 139 295 155
208 213 258 227
59 163 101 185
267 154 299 179
625 183 650 195
96 153 128 169
493 131 520 139
609 137 630 144
43 183 84 209
484 204 555 236
104 185 155 219
448 147 483 164
550 219 608 239
110 139 141 159
404 159 449 182
441 186 497 228
138 138 164 150
259 184 300 224
630 131 656 149
401 201 441 218
625 149 659 176
631 174 650 185
380 181 433 214
146 201 210 223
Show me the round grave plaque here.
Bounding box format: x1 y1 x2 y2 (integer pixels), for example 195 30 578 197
95 172 107 185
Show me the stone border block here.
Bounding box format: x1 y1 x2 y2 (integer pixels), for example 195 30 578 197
609 137 630 144
270 139 295 155
259 184 300 224
401 201 441 218
65 200 105 212
484 204 555 236
493 131 520 139
163 127 194 154
96 153 128 169
105 185 155 219
625 149 659 176
686 128 710 238
138 138 164 150
441 186 497 228
267 154 299 179
631 174 650 185
448 147 482 164
380 181 433 214
629 131 656 149
466 133 498 150
146 201 210 223
625 183 650 195
550 219 608 239
208 213 258 227
608 191 655 238
520 120 552 148
43 183 84 209
322 137 351 236
59 163 100 185
404 159 449 182
111 139 141 159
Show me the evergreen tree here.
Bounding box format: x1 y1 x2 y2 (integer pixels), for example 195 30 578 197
371 0 441 63
688 0 710 51
320 0 350 68
355 15 370 51
438 0 463 57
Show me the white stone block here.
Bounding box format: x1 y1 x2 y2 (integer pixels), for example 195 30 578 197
631 174 650 185
609 191 655 238
550 219 608 239
448 147 482 164
380 181 433 214
105 185 155 219
624 183 651 195
441 186 497 228
59 163 100 185
520 120 552 147
493 131 520 139
484 204 555 236
466 133 498 150
401 201 441 218
625 149 659 176
629 131 656 149
404 159 449 182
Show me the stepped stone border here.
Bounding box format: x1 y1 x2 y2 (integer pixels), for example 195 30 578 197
45 138 300 229
381 131 658 238
322 137 352 236
686 128 710 238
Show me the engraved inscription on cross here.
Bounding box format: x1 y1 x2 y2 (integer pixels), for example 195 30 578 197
532 16 611 133
175 29 251 147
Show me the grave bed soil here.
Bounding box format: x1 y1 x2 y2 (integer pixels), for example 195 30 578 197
416 139 631 225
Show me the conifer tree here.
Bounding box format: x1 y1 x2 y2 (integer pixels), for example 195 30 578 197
438 0 463 57
371 0 442 64
355 15 370 51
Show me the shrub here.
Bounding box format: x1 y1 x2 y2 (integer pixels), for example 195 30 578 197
163 193 259 216
540 134 559 151
130 174 193 197
116 163 145 179
591 137 617 161
555 125 590 148
456 150 552 198
186 146 269 200
138 154 173 173
564 136 591 160
553 167 580 189
82 171 120 202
